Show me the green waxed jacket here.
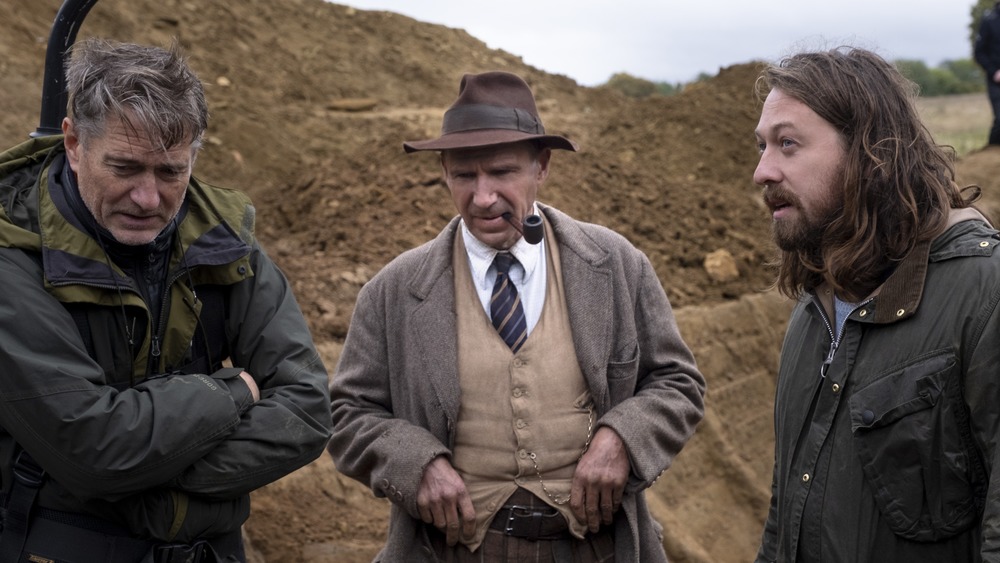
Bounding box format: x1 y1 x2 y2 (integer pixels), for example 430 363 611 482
757 214 1000 563
0 136 331 542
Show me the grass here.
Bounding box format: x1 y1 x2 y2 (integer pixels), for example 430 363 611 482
915 92 992 157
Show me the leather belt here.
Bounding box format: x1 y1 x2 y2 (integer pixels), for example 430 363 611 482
488 503 572 541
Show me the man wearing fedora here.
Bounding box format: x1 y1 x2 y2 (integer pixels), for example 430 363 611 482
327 71 705 562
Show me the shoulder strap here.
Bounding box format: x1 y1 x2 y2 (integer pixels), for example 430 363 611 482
0 449 45 562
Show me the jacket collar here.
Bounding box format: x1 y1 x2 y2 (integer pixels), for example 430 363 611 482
51 153 180 267
817 207 998 324
9 142 256 293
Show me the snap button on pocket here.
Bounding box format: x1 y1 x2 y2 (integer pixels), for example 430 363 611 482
862 409 875 425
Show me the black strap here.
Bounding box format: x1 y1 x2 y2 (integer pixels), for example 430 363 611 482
152 529 243 563
0 449 45 563
0 450 242 563
152 540 211 563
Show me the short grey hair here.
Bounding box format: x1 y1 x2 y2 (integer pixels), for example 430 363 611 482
65 38 208 150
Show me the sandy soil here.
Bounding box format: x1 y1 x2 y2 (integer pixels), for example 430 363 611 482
2 0 999 561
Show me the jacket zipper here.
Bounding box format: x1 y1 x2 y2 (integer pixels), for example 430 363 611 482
817 296 873 378
52 269 188 375
818 310 836 379
149 268 191 371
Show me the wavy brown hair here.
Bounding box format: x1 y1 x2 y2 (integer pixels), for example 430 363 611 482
757 47 978 300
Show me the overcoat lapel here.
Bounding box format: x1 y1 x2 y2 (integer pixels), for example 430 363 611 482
405 218 463 428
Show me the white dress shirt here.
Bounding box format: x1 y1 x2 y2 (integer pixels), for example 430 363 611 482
460 206 547 334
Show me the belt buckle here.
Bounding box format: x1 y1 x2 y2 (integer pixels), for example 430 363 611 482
154 541 206 563
12 451 44 488
501 504 559 541
502 504 531 535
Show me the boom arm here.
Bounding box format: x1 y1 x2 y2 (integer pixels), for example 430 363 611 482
33 0 99 138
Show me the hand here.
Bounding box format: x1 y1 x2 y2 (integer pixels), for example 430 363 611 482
238 371 260 402
417 456 476 546
570 427 630 533
994 69 1000 83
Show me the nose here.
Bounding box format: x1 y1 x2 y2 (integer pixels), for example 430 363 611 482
470 174 500 208
129 172 161 211
753 148 781 187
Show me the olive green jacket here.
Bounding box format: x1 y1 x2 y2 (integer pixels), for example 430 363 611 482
0 136 331 542
757 214 1000 562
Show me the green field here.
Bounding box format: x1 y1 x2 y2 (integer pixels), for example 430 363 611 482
916 92 992 157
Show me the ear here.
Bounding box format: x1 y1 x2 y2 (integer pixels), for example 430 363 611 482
439 151 454 185
535 147 551 183
62 118 81 172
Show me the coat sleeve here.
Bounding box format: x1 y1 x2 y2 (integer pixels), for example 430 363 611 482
965 286 1000 563
97 490 250 542
592 251 706 487
165 246 332 497
0 245 329 537
0 248 252 501
326 275 453 520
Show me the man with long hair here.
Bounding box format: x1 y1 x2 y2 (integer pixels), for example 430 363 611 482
753 47 999 562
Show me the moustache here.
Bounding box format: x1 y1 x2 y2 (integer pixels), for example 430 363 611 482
762 184 799 211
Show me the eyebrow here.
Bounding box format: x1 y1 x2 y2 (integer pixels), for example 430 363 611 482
105 151 189 167
755 121 795 138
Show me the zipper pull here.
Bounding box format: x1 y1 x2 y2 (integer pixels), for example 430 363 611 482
151 335 161 358
820 344 837 378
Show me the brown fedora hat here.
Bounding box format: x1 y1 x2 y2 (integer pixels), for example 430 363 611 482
403 71 578 153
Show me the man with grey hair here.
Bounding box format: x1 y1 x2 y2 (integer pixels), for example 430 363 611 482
0 39 331 562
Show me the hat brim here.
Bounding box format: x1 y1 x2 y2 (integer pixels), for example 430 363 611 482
403 129 578 153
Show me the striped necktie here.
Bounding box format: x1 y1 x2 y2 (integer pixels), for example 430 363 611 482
491 252 527 353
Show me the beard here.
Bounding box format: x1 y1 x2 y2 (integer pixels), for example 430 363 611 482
764 185 841 254
772 207 837 253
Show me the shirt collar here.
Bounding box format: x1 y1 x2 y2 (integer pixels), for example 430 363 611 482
460 204 542 287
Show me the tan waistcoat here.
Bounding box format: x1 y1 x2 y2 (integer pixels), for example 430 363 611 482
452 222 593 550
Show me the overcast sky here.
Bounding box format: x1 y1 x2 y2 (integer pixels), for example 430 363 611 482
336 0 980 86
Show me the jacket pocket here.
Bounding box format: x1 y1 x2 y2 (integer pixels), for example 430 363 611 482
849 351 979 541
606 341 639 405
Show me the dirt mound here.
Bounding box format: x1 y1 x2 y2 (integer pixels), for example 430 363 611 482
0 0 772 337
4 1 1000 561
258 59 773 343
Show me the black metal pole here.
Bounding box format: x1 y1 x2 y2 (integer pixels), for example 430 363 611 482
32 0 99 138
